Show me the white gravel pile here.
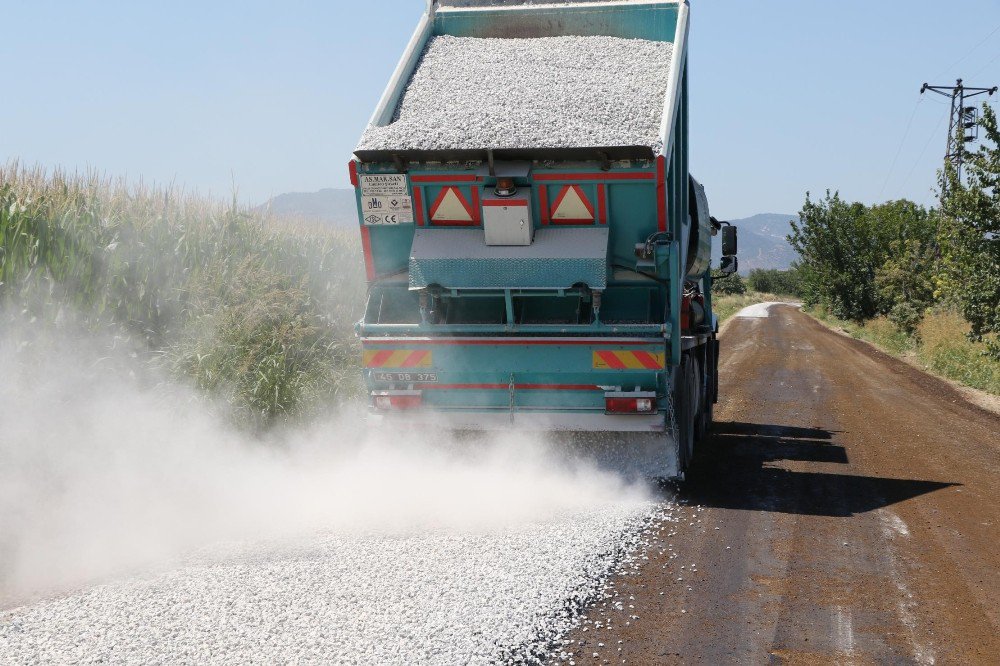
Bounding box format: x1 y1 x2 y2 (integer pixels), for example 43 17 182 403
357 35 674 153
0 505 655 664
0 314 667 664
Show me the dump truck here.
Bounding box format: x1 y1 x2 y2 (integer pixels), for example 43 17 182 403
349 0 738 479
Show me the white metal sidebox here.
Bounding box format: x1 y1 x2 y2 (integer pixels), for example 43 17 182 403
482 191 534 246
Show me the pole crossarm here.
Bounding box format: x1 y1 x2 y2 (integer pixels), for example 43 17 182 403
920 78 997 191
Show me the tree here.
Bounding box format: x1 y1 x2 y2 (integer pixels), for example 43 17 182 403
788 192 881 321
746 268 803 297
789 193 938 323
711 271 746 295
938 104 1000 357
875 236 936 333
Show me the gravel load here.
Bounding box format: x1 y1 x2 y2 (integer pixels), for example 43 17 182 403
357 35 674 153
0 506 655 664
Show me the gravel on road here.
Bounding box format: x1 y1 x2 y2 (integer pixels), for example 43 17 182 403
357 35 674 153
0 334 670 664
0 505 657 665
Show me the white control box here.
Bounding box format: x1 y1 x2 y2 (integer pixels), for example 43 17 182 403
482 190 534 246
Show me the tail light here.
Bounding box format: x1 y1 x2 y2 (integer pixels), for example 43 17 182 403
605 391 657 414
372 391 422 411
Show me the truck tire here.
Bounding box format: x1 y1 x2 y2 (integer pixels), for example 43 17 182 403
692 355 705 443
677 354 697 475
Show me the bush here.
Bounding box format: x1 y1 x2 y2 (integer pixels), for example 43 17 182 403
888 302 924 336
917 310 1000 394
711 271 747 295
746 268 802 297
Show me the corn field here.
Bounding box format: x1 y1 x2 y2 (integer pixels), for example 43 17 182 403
0 162 366 428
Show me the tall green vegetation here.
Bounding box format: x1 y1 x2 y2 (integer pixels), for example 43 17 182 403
938 105 1000 358
746 268 803 297
787 102 1000 392
0 163 366 428
710 271 746 295
789 196 937 326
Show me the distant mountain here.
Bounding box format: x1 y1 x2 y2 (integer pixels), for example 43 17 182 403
260 188 359 229
712 213 799 273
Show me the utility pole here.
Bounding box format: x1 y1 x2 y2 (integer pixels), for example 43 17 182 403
920 79 997 189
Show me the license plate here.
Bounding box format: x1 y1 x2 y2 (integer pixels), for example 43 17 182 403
373 371 438 383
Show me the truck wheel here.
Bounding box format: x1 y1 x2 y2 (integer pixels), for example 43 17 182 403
677 354 697 475
692 357 705 443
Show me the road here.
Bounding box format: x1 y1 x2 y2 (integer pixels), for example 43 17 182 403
561 304 1000 664
3 304 997 664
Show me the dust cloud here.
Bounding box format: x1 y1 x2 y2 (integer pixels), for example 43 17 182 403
0 318 649 603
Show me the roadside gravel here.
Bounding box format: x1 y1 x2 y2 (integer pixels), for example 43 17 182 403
0 504 657 664
357 35 673 152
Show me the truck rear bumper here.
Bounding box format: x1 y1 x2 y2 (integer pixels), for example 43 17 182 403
368 409 680 479
370 409 666 432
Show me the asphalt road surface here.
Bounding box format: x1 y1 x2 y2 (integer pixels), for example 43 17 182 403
561 304 1000 665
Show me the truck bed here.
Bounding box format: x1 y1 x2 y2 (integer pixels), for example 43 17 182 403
356 34 673 154
356 0 686 164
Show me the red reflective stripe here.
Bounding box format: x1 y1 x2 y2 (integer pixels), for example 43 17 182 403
428 219 477 227
359 226 375 281
368 350 393 367
410 174 480 183
363 338 663 346
633 351 663 369
416 383 598 391
597 184 607 224
538 185 550 225
401 350 429 368
596 350 627 369
348 161 359 187
482 199 529 207
656 155 666 232
470 185 481 224
517 384 597 390
412 187 425 226
534 173 655 181
419 383 504 390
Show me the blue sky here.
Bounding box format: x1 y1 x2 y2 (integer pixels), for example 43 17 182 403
2 0 999 219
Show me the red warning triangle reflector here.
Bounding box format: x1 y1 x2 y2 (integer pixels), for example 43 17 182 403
429 187 475 222
551 185 595 223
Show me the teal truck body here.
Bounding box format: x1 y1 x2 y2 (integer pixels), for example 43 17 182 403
349 0 736 478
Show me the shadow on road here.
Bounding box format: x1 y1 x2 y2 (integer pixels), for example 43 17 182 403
682 421 958 517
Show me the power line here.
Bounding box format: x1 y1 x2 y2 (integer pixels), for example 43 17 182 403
932 22 1000 80
971 49 1000 79
879 96 922 201
897 104 949 200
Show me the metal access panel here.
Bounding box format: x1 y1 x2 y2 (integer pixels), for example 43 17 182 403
482 191 534 246
409 227 609 290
